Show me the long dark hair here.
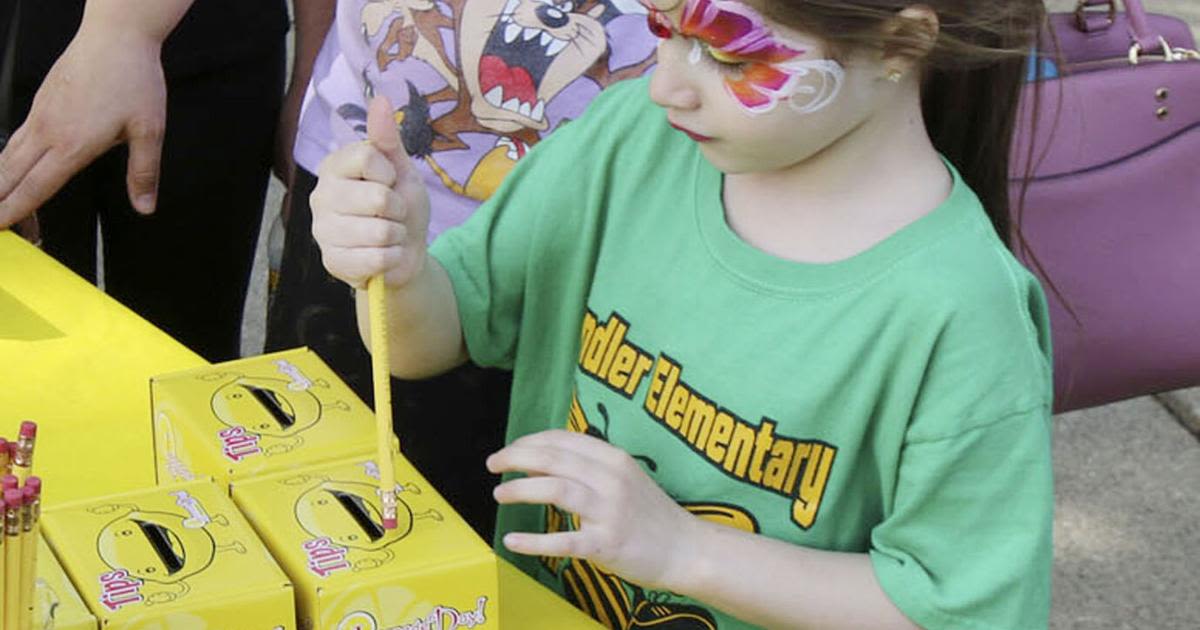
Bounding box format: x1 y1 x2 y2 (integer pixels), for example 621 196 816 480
758 0 1047 247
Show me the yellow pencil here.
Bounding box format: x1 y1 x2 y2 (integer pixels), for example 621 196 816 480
12 423 36 484
4 489 23 630
367 276 399 530
19 479 39 630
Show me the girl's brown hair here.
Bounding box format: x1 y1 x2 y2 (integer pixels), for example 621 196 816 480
758 0 1047 247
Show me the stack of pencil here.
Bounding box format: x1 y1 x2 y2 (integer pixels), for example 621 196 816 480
0 421 40 630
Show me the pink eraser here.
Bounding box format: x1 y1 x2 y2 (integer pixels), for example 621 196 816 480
19 422 36 439
0 476 16 492
21 487 34 504
383 517 398 530
3 489 21 507
24 477 40 495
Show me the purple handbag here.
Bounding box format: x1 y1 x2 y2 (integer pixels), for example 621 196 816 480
1008 0 1200 412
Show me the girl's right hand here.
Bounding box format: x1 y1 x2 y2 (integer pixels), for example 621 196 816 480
310 95 431 290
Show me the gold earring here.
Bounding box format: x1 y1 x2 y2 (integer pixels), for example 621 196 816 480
886 70 903 83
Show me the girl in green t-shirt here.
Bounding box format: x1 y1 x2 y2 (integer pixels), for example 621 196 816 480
306 0 1054 628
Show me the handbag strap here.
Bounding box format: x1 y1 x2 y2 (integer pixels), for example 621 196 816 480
1073 0 1153 43
1118 0 1154 48
1072 0 1198 61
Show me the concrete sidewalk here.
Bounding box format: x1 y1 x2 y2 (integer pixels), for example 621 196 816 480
1053 397 1200 628
244 1 1200 627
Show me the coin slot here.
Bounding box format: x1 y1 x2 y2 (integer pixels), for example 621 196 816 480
134 519 185 575
329 489 385 542
242 384 296 429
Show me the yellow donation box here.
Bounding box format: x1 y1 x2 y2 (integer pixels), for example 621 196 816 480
40 479 294 628
36 534 97 630
232 454 500 630
151 348 382 489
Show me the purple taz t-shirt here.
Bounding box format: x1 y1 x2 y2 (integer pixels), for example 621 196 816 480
294 0 658 239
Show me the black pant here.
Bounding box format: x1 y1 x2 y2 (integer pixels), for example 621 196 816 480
13 41 285 362
267 168 509 539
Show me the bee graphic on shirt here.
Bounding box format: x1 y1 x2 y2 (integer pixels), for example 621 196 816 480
551 391 760 629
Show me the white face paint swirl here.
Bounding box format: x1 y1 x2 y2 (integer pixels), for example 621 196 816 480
689 39 705 66
778 59 845 115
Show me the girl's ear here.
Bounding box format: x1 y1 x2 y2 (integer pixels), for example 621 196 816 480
880 4 939 77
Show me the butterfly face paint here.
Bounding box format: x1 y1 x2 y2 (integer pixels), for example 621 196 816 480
648 0 844 116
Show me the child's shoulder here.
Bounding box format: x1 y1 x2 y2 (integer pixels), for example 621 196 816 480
509 76 688 200
538 77 666 153
897 207 1045 348
893 209 1054 429
885 171 1044 331
905 221 1041 316
580 75 655 119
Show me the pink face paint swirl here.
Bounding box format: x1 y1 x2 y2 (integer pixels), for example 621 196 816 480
680 0 806 63
660 0 843 115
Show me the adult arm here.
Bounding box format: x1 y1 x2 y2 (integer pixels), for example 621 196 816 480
274 0 337 189
0 0 194 227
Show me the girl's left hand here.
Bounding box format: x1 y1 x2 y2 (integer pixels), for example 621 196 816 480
487 429 700 590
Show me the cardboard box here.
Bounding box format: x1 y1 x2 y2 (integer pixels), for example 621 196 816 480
151 348 383 489
40 479 295 628
35 534 98 630
232 455 499 630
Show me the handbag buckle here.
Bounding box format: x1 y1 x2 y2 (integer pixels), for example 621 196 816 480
1074 0 1117 33
1129 36 1200 65
1170 46 1200 62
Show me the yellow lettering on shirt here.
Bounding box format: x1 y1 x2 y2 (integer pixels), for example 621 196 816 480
576 309 838 530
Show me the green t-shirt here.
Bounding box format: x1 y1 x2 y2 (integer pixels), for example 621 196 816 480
431 78 1054 630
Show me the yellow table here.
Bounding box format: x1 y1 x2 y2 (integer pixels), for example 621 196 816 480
0 230 600 628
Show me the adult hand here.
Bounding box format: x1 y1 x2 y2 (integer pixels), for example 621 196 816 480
487 430 701 590
0 25 167 228
310 95 430 289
